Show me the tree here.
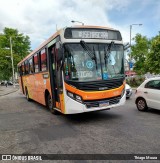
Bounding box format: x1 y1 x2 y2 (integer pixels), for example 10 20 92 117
0 48 12 80
130 34 150 75
146 34 160 74
0 27 31 80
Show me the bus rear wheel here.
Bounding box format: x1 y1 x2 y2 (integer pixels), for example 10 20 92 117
46 94 58 115
26 89 31 101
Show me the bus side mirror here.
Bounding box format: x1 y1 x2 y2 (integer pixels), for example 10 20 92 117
124 42 130 50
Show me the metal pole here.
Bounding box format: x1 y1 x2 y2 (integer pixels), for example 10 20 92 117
129 25 132 73
71 20 84 25
130 24 142 46
130 25 132 46
10 37 15 87
129 24 142 74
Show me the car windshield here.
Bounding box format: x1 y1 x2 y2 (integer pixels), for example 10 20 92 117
63 43 124 82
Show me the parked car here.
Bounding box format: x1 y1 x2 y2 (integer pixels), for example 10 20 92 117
0 81 5 85
125 83 132 99
135 77 160 111
0 81 13 86
7 81 13 85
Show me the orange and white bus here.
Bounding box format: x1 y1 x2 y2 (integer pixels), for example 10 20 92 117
18 25 126 114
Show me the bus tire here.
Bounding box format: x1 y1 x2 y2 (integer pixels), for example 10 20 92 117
46 93 58 115
26 89 31 101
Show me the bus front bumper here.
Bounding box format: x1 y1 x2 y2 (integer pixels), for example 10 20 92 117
64 93 126 114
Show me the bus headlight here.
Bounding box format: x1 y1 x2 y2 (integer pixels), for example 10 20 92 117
66 91 83 103
121 88 125 98
67 91 74 98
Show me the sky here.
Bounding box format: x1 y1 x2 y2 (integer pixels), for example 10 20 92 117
0 0 160 50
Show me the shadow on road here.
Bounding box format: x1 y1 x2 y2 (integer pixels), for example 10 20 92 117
18 92 123 124
64 110 123 124
147 108 160 115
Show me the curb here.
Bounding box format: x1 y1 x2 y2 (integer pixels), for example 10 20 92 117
132 88 137 90
0 88 19 97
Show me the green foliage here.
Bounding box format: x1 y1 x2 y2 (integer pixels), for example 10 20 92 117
146 35 160 74
126 76 145 87
131 33 160 75
131 34 150 75
0 48 12 80
0 27 31 80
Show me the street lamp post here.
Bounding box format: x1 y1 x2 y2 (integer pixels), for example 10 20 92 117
129 24 142 74
130 24 142 46
71 20 84 26
9 36 23 87
10 37 15 87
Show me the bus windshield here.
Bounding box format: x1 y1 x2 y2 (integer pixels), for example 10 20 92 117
64 43 124 82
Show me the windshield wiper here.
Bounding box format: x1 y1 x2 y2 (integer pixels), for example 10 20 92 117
93 46 97 70
80 41 95 60
104 41 114 67
80 40 97 69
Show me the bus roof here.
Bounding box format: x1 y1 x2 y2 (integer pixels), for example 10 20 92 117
70 25 115 30
18 29 62 65
18 25 118 66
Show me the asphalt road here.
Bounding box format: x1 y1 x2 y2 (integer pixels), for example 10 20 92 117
0 90 160 162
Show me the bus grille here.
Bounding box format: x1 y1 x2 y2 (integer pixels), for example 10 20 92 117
66 78 124 91
84 96 121 108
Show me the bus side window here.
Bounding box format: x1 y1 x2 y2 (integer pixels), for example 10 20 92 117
22 63 25 75
38 52 41 72
18 65 22 76
25 60 29 74
40 48 47 71
34 54 39 73
29 58 33 74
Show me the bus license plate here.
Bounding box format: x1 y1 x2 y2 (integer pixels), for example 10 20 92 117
99 101 109 107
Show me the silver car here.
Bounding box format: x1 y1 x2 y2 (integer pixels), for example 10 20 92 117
126 84 132 99
135 77 160 111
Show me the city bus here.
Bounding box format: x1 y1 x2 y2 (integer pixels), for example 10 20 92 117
18 25 126 114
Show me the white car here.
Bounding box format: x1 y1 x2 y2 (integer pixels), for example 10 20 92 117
126 84 132 99
135 77 160 111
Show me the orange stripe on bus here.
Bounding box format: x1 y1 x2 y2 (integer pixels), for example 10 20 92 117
64 82 125 100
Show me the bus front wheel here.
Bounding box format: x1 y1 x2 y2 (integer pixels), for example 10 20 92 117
46 94 58 115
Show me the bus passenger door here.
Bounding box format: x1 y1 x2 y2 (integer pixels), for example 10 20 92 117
19 65 25 94
49 45 60 110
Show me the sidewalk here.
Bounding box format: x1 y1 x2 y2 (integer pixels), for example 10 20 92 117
132 87 137 90
0 85 19 96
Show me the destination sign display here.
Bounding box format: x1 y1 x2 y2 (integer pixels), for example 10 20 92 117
64 28 122 40
72 30 108 39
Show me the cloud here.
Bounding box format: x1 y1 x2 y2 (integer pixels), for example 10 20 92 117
1 0 157 50
0 0 132 46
